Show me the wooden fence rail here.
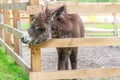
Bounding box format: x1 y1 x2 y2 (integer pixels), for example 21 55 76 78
30 68 120 80
0 2 28 10
27 3 120 14
0 23 23 38
29 37 120 80
29 37 120 48
85 28 115 34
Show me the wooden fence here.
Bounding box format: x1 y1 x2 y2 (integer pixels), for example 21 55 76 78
1 0 120 80
0 0 30 73
29 37 120 80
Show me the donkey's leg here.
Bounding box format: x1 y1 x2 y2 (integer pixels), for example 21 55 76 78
70 47 78 69
70 47 78 80
65 58 69 70
57 48 69 70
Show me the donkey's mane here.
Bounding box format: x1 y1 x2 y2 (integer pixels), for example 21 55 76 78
35 5 84 38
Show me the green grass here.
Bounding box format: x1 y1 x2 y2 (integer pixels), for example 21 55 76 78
57 0 74 1
0 46 29 80
99 78 107 80
21 24 30 30
85 24 120 29
10 23 30 30
85 23 120 36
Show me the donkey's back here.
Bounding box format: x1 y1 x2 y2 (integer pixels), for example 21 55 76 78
52 13 84 38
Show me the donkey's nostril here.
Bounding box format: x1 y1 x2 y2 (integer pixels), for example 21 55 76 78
21 37 29 44
21 36 26 43
21 37 24 41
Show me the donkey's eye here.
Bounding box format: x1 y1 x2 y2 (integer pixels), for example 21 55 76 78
35 27 40 30
35 26 45 32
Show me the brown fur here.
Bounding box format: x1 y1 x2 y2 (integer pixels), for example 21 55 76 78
51 13 84 38
26 5 85 80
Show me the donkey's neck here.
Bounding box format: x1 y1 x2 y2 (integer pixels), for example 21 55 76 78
48 25 52 39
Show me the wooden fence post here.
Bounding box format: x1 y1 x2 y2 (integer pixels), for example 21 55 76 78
30 47 41 71
0 5 2 38
1 14 5 40
3 0 11 47
113 13 118 36
12 0 20 54
29 0 41 71
75 0 78 4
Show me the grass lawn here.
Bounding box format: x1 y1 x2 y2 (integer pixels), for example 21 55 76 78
21 24 30 30
0 46 29 80
85 23 120 36
85 24 120 30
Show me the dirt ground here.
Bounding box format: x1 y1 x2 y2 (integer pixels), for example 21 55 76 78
22 45 120 80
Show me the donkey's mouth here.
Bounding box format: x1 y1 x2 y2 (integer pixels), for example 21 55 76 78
21 37 30 44
21 36 32 44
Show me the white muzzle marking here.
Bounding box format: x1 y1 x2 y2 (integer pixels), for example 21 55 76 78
21 31 32 44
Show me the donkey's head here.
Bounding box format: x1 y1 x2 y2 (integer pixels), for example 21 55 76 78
21 6 64 44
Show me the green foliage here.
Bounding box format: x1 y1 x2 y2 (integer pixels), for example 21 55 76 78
0 47 29 80
99 78 107 80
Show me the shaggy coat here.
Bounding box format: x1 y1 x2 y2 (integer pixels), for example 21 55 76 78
21 5 85 80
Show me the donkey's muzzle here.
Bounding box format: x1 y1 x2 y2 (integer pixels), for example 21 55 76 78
21 31 32 44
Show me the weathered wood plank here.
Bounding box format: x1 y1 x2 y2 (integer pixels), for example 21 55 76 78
68 3 120 14
85 28 114 33
0 38 30 74
28 0 39 23
27 6 42 14
0 23 23 39
12 0 20 55
84 22 115 24
12 28 23 38
29 37 120 48
27 3 120 14
0 2 29 10
3 0 11 47
0 28 2 38
31 47 41 71
29 0 39 5
30 68 120 80
0 11 2 38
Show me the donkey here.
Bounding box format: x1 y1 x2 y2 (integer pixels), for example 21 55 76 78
21 5 84 76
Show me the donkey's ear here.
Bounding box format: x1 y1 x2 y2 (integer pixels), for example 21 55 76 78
45 6 49 14
52 6 64 20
